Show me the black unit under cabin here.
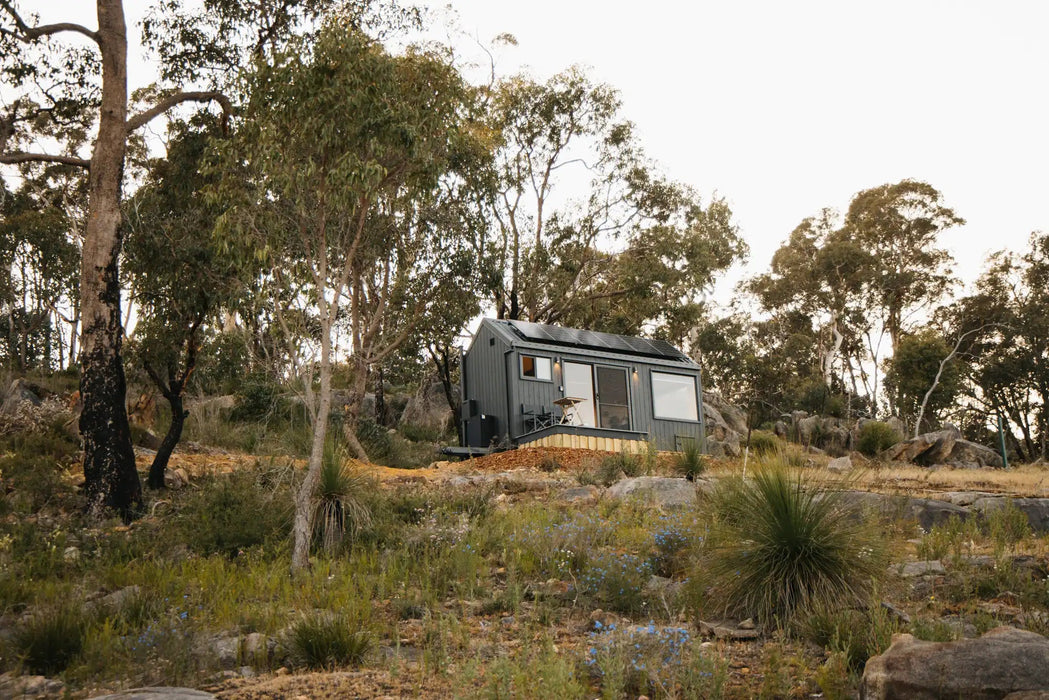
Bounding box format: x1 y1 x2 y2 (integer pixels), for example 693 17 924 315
460 319 706 453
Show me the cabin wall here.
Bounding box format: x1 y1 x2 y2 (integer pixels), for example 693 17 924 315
463 320 708 452
461 322 510 446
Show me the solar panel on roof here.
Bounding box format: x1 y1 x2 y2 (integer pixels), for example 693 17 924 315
501 319 691 362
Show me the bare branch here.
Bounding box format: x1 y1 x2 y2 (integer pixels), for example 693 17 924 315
0 151 89 168
0 1 99 43
126 91 233 133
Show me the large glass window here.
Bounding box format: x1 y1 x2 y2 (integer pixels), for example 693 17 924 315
521 355 552 381
652 372 698 421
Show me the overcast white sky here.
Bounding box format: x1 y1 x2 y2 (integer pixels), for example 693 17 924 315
39 1 1049 302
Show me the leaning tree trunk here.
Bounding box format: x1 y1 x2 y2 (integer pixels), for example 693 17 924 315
147 391 186 489
340 354 371 462
291 313 334 571
80 0 141 520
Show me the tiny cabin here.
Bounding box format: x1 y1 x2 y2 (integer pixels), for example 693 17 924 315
459 319 706 453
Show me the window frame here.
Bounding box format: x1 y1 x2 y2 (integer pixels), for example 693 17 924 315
651 370 700 422
519 353 553 382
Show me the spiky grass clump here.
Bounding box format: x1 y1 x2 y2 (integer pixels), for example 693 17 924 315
13 603 90 674
315 439 372 552
703 465 885 627
675 440 706 481
285 613 372 669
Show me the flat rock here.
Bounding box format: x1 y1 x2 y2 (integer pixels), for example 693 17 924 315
972 497 1049 533
606 476 699 509
89 690 215 700
938 491 998 506
896 560 946 578
839 492 969 531
827 456 852 472
0 673 64 698
556 486 600 503
699 619 760 641
862 626 1049 699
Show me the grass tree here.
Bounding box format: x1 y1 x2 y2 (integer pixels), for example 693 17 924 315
211 21 484 570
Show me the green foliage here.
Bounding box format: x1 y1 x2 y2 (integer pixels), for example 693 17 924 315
472 639 587 699
674 439 707 480
856 421 902 457
12 603 90 674
580 552 651 614
985 501 1031 554
747 430 780 456
315 440 372 552
285 613 372 669
230 373 290 423
597 450 643 485
174 470 292 556
702 464 886 626
799 604 900 672
884 330 964 431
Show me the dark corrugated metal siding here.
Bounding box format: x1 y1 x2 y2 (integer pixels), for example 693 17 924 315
462 319 707 452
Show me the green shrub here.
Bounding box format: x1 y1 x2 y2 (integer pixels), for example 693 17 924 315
909 617 959 642
230 373 288 422
702 463 886 626
985 501 1031 554
856 421 901 457
747 430 779 456
285 613 372 669
580 552 651 614
12 603 90 674
597 450 642 486
799 604 900 672
175 470 291 556
675 440 706 480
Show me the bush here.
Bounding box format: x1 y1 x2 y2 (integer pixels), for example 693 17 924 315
580 552 651 614
747 430 779 456
597 450 643 486
799 604 900 672
856 421 901 457
702 463 886 626
675 440 706 480
12 603 90 674
230 373 289 422
175 470 292 556
285 613 372 669
538 452 561 473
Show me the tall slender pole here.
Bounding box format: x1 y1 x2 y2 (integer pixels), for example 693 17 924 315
997 414 1009 470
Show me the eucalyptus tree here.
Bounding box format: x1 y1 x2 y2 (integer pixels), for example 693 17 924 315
0 0 367 519
211 22 486 570
0 167 82 370
955 233 1049 461
125 114 238 489
0 0 242 518
843 179 964 356
748 209 872 393
484 69 745 332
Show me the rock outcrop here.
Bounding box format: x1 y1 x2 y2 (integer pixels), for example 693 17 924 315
861 626 1049 699
606 476 707 509
883 425 1003 468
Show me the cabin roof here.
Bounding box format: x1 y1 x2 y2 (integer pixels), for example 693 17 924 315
483 318 697 365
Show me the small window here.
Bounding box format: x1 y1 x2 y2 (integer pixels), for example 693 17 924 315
521 355 552 381
652 372 699 421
